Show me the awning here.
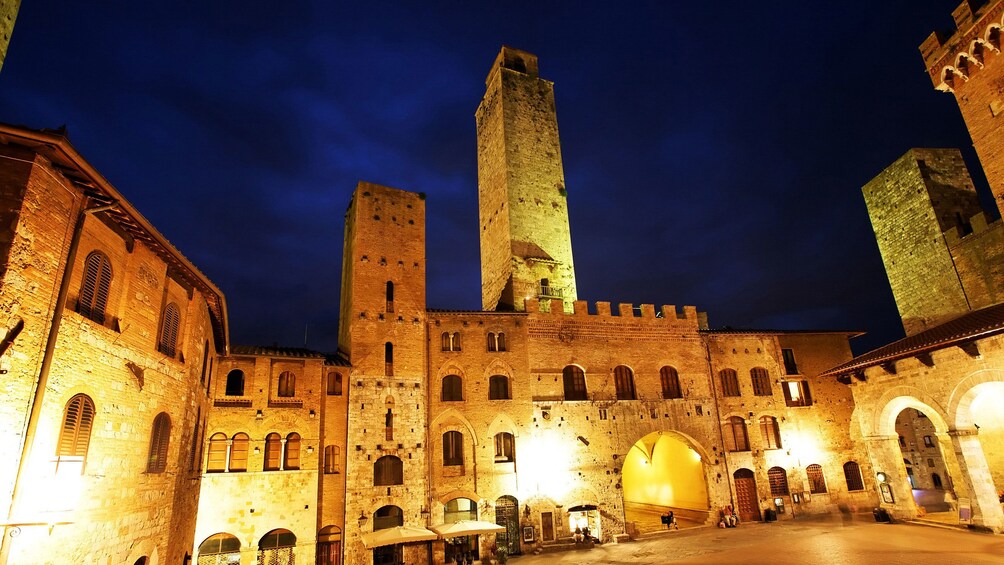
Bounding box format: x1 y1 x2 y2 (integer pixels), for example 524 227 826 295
360 526 438 549
429 520 506 538
567 504 598 512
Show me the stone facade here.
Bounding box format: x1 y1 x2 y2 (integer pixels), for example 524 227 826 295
0 0 18 73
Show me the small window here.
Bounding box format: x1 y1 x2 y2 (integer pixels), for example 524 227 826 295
146 412 171 473
750 367 772 396
782 380 813 407
760 416 782 450
598 409 607 420
284 433 300 470
264 433 281 471
806 464 827 494
327 372 343 396
385 342 394 376
277 371 296 397
932 473 943 489
898 435 905 447
720 369 740 397
563 366 587 401
57 394 96 465
443 431 463 466
614 365 636 400
660 366 682 399
768 466 789 496
374 455 403 485
843 461 864 491
200 341 210 386
441 332 461 352
207 433 227 472
923 435 934 448
494 432 514 463
385 409 394 441
927 458 935 468
386 281 394 312
489 375 511 400
781 348 799 375
225 370 245 396
158 303 181 358
229 433 249 472
442 332 451 352
487 332 507 352
77 251 112 324
442 375 463 402
497 332 506 351
724 416 748 452
324 445 340 474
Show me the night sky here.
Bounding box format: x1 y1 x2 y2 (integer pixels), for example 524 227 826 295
0 2 991 356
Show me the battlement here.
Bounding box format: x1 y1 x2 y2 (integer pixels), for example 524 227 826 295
944 211 1001 243
523 298 707 326
920 0 1002 90
485 45 540 85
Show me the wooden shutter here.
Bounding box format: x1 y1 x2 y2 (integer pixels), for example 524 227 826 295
58 394 95 457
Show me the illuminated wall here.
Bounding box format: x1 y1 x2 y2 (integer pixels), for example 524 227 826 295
622 434 708 511
970 384 1004 489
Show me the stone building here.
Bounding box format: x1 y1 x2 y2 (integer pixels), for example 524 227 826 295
826 0 1004 534
0 0 18 73
0 125 227 564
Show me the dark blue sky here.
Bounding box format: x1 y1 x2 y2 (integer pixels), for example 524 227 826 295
0 1 989 355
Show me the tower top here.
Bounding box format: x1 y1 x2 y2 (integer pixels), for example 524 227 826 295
485 46 539 85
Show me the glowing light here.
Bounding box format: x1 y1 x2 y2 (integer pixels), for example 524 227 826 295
519 430 575 500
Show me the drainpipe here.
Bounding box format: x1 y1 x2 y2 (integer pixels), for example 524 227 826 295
0 198 118 565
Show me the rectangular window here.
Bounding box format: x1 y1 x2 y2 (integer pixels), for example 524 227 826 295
923 435 934 447
782 380 813 407
598 409 608 421
781 348 799 375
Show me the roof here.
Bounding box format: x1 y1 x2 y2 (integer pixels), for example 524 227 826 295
231 344 328 358
701 327 864 337
0 123 230 353
820 301 1004 378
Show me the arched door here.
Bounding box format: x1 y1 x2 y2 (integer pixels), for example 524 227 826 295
495 495 520 556
733 468 761 522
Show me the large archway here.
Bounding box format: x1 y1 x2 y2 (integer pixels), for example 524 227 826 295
622 431 710 533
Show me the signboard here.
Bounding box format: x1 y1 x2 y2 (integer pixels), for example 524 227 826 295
958 498 972 524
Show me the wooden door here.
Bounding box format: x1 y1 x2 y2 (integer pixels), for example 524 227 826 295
541 512 554 541
734 468 761 522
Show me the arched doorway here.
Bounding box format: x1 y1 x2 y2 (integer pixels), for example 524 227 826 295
494 495 520 556
733 468 760 522
894 407 954 514
622 431 711 532
317 525 342 565
443 498 478 563
373 506 403 565
258 529 295 565
197 533 240 565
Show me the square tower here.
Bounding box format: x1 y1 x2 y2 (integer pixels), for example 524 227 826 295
476 46 578 312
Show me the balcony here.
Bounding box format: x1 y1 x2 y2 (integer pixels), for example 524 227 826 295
538 284 563 299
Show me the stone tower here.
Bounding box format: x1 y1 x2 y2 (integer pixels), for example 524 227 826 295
476 46 578 312
920 0 1004 215
337 182 430 565
863 148 983 335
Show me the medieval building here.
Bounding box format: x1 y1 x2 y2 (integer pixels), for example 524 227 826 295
6 1 1004 563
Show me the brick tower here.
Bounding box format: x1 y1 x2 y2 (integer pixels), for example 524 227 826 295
862 148 983 335
476 46 578 312
337 182 430 565
920 0 1004 215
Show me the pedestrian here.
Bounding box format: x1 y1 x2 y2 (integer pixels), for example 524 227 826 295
661 511 670 529
667 511 679 530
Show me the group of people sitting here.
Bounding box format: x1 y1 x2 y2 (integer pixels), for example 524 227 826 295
718 505 739 528
660 510 679 530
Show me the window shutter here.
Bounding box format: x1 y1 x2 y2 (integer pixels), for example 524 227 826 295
802 381 813 406
782 381 794 406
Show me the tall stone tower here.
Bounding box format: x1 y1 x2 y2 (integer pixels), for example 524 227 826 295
476 46 578 312
863 148 983 335
337 182 430 565
0 0 20 73
920 0 1004 216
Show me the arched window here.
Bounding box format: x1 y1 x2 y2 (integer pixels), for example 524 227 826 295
768 466 789 496
258 529 296 549
278 371 296 397
374 505 403 530
317 525 341 565
843 461 864 491
442 375 463 401
660 366 682 399
723 416 749 452
146 412 171 473
374 455 403 485
443 431 463 466
77 251 112 324
386 281 394 312
57 394 95 468
806 464 827 494
720 369 740 397
563 366 587 400
229 433 249 472
198 533 240 557
759 416 782 450
264 433 281 471
284 432 300 470
225 370 244 396
453 332 462 351
489 375 511 400
385 342 393 375
932 472 943 489
442 332 451 351
327 372 342 396
487 332 507 352
614 365 636 400
385 408 394 441
158 303 181 358
207 433 227 472
323 445 340 474
494 432 514 463
750 367 772 396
